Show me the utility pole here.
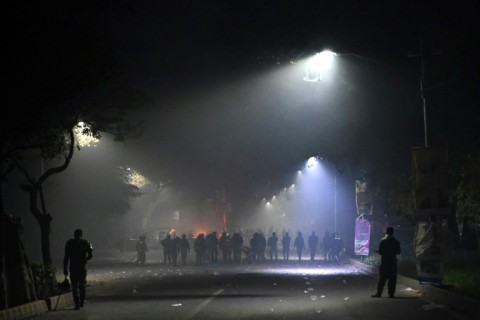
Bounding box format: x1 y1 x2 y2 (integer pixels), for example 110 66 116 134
334 174 337 233
408 33 429 148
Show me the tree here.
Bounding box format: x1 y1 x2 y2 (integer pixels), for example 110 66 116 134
2 1 146 303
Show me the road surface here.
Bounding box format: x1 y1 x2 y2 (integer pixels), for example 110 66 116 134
37 249 466 319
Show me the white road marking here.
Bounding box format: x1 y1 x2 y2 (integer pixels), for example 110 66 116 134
187 289 224 319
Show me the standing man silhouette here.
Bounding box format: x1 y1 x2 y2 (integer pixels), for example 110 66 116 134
282 232 291 261
63 229 93 310
308 231 319 261
179 234 190 265
135 235 148 266
294 232 305 261
268 232 278 261
371 227 401 298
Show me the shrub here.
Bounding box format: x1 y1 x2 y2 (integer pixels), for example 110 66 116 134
30 262 57 299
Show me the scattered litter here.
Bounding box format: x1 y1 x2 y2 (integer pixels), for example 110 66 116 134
307 287 314 291
315 309 322 314
310 295 318 301
270 308 274 312
342 279 347 285
213 271 220 276
404 287 424 296
273 283 277 286
320 295 326 298
306 282 311 285
171 303 182 307
304 291 309 294
132 286 138 294
422 303 445 311
344 297 349 301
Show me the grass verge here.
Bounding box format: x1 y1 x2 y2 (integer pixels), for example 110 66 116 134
354 255 480 300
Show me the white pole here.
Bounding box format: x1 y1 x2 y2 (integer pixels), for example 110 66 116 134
334 174 337 233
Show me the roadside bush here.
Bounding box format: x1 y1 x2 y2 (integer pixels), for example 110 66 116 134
443 259 480 299
30 262 57 299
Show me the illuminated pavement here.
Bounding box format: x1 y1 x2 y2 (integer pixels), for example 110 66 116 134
37 249 466 319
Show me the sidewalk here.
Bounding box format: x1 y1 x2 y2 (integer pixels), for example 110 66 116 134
0 293 73 320
350 258 480 318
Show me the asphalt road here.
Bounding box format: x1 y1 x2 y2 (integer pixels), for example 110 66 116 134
36 249 465 320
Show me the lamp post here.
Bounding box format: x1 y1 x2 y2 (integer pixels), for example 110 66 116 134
304 50 428 147
334 173 337 233
303 50 337 82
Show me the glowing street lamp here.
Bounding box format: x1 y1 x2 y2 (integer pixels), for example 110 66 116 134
304 50 429 147
303 50 337 82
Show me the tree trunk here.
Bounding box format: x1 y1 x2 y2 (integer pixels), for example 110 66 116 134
38 214 53 266
0 212 37 309
0 210 8 310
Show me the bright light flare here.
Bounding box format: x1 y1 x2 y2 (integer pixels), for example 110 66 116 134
74 122 99 148
125 167 150 188
247 264 360 276
304 50 337 82
306 156 319 169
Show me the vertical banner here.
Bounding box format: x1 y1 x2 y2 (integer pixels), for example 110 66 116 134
412 147 449 218
354 219 371 256
414 220 449 285
355 180 373 215
412 147 449 284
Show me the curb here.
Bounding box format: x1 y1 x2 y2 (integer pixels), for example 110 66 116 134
350 258 480 317
0 292 74 320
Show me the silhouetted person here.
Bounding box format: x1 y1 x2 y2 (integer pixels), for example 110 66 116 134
194 234 206 265
219 231 229 263
322 231 332 262
331 232 344 263
308 231 319 261
232 232 243 263
371 227 401 298
282 232 291 260
161 234 171 264
135 235 148 266
250 232 260 261
294 232 305 261
168 235 179 266
258 233 267 261
63 229 93 310
268 232 278 261
179 234 190 265
206 232 219 263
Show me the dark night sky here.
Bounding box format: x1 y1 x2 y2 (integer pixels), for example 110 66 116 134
104 1 479 198
6 0 480 204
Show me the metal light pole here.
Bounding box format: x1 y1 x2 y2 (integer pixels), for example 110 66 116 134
334 174 337 233
408 34 430 148
305 50 429 147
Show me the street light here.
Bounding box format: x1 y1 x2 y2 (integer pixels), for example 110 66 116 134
304 50 428 147
303 50 337 82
